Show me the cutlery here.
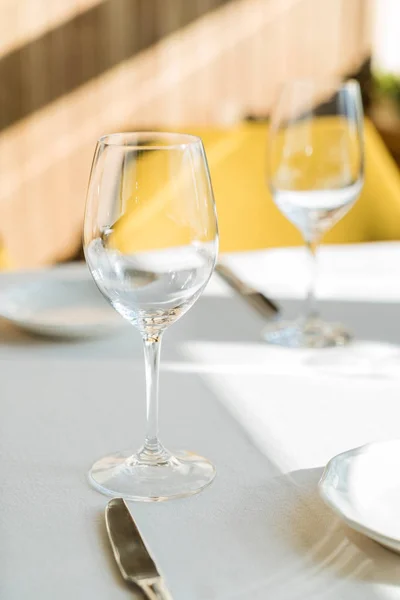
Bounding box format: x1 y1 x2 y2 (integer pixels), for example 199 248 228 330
215 263 279 318
105 498 173 599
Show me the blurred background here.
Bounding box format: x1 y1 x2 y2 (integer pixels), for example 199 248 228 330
1 0 400 270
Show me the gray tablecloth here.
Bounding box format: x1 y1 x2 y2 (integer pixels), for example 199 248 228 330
2 248 400 599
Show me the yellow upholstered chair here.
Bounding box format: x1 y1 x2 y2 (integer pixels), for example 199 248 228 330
0 245 10 270
2 118 400 271
111 118 400 254
188 119 400 251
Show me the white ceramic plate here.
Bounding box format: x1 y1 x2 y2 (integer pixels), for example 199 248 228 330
319 440 400 553
0 273 124 339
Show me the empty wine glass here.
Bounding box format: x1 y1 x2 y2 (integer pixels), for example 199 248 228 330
84 132 218 501
264 79 364 348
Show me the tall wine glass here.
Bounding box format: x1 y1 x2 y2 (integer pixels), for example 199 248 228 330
264 79 364 348
84 132 218 501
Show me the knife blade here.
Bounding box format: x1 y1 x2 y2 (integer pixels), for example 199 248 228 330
215 263 279 318
105 498 173 600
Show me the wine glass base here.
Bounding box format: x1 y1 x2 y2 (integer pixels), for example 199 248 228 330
88 449 216 502
262 318 352 349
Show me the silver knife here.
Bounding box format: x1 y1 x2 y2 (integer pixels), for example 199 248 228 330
215 263 279 318
105 498 173 600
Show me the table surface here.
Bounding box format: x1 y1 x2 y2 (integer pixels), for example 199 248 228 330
2 243 400 600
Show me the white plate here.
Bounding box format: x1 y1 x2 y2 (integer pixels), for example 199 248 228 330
0 273 124 339
319 440 400 553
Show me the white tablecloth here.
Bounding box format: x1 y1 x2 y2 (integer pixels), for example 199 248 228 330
2 243 400 599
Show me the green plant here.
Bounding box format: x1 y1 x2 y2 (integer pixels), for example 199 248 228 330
374 72 400 107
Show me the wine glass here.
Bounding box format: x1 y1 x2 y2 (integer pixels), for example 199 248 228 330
84 132 218 501
264 79 364 348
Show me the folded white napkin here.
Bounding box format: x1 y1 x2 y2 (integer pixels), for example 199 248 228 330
183 339 400 474
184 243 400 473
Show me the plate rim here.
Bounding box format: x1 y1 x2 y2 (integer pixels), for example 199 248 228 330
0 272 123 338
318 439 400 550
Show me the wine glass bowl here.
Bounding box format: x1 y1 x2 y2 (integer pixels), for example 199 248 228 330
84 132 218 501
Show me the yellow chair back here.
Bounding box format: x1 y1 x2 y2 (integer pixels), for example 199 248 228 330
187 119 400 251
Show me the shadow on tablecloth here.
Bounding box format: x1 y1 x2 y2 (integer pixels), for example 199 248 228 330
264 467 400 597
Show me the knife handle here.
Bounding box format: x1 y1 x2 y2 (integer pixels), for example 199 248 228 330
215 263 279 315
139 578 173 600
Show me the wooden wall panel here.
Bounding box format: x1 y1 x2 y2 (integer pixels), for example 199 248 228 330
0 0 372 268
0 0 233 130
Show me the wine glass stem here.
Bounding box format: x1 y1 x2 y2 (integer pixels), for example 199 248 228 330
141 332 165 459
305 238 319 320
